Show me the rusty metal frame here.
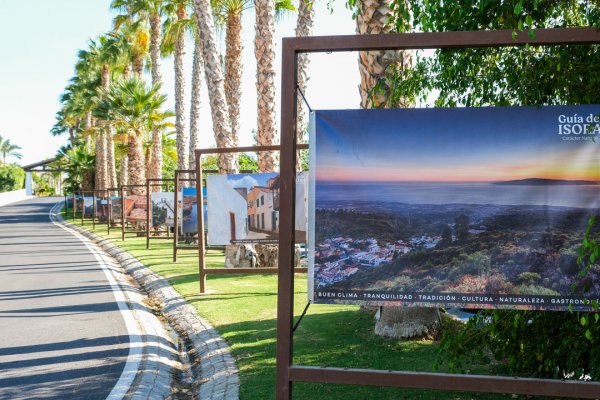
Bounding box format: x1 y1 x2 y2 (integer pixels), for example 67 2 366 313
276 27 600 399
106 187 120 235
120 184 147 241
92 189 109 230
172 169 200 262
193 145 309 294
145 178 175 249
72 190 95 225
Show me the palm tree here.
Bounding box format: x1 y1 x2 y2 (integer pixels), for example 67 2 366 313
113 15 150 79
188 30 203 171
111 0 166 182
254 0 278 172
57 146 96 192
65 48 108 190
98 34 133 189
75 40 110 190
253 0 295 172
115 140 130 186
0 137 22 165
94 78 174 195
163 0 193 174
221 0 250 157
192 0 238 173
294 0 314 171
295 0 314 140
51 108 80 145
111 0 164 83
356 0 412 109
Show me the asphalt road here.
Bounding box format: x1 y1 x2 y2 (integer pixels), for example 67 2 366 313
0 197 130 400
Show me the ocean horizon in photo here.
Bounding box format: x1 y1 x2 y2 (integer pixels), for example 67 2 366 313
316 181 600 209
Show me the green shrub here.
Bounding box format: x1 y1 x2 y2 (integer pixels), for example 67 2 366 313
517 272 542 286
32 173 55 196
450 251 491 279
440 309 600 380
0 164 25 192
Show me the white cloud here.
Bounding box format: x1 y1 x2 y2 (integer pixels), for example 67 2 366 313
228 175 259 190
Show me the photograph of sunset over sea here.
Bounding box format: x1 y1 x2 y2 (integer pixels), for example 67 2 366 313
311 106 600 310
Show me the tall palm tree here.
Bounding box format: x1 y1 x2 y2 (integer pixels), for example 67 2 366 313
295 0 314 140
0 137 22 165
57 146 96 192
113 15 150 79
51 108 80 145
221 0 250 158
356 0 412 109
54 92 82 152
75 36 128 191
163 0 193 174
115 140 130 186
111 0 166 182
294 0 314 171
94 78 174 195
188 30 203 171
193 0 238 173
98 34 133 189
254 0 277 172
73 47 108 189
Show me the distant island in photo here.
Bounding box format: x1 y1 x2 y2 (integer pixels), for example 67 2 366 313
494 178 599 186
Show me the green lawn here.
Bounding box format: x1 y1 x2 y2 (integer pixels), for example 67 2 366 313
64 209 548 399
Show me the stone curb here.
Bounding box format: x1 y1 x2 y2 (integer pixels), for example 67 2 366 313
60 217 240 400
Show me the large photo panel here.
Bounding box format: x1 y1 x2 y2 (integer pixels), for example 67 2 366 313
206 172 308 245
309 106 600 311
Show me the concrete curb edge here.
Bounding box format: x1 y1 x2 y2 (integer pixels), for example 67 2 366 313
59 216 240 400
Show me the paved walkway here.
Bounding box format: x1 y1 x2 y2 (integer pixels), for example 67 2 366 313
0 197 178 400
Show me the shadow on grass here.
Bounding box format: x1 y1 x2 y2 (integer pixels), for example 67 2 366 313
215 310 538 400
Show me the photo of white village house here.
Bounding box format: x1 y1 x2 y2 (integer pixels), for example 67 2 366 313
206 172 308 245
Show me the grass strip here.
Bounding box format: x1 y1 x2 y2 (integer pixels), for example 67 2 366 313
64 208 545 399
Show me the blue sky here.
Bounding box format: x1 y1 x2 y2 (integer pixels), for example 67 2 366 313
314 106 600 182
0 0 359 166
0 1 113 165
227 173 278 189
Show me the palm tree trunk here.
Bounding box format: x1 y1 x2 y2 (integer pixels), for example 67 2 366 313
94 131 107 190
149 12 163 185
101 63 116 189
375 307 441 339
189 33 203 171
119 154 129 187
175 3 189 176
133 55 144 79
193 0 238 173
225 8 243 151
254 0 277 172
357 0 412 108
295 0 315 170
85 112 93 153
83 171 94 192
123 64 132 79
150 13 162 84
107 129 117 188
128 131 146 195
